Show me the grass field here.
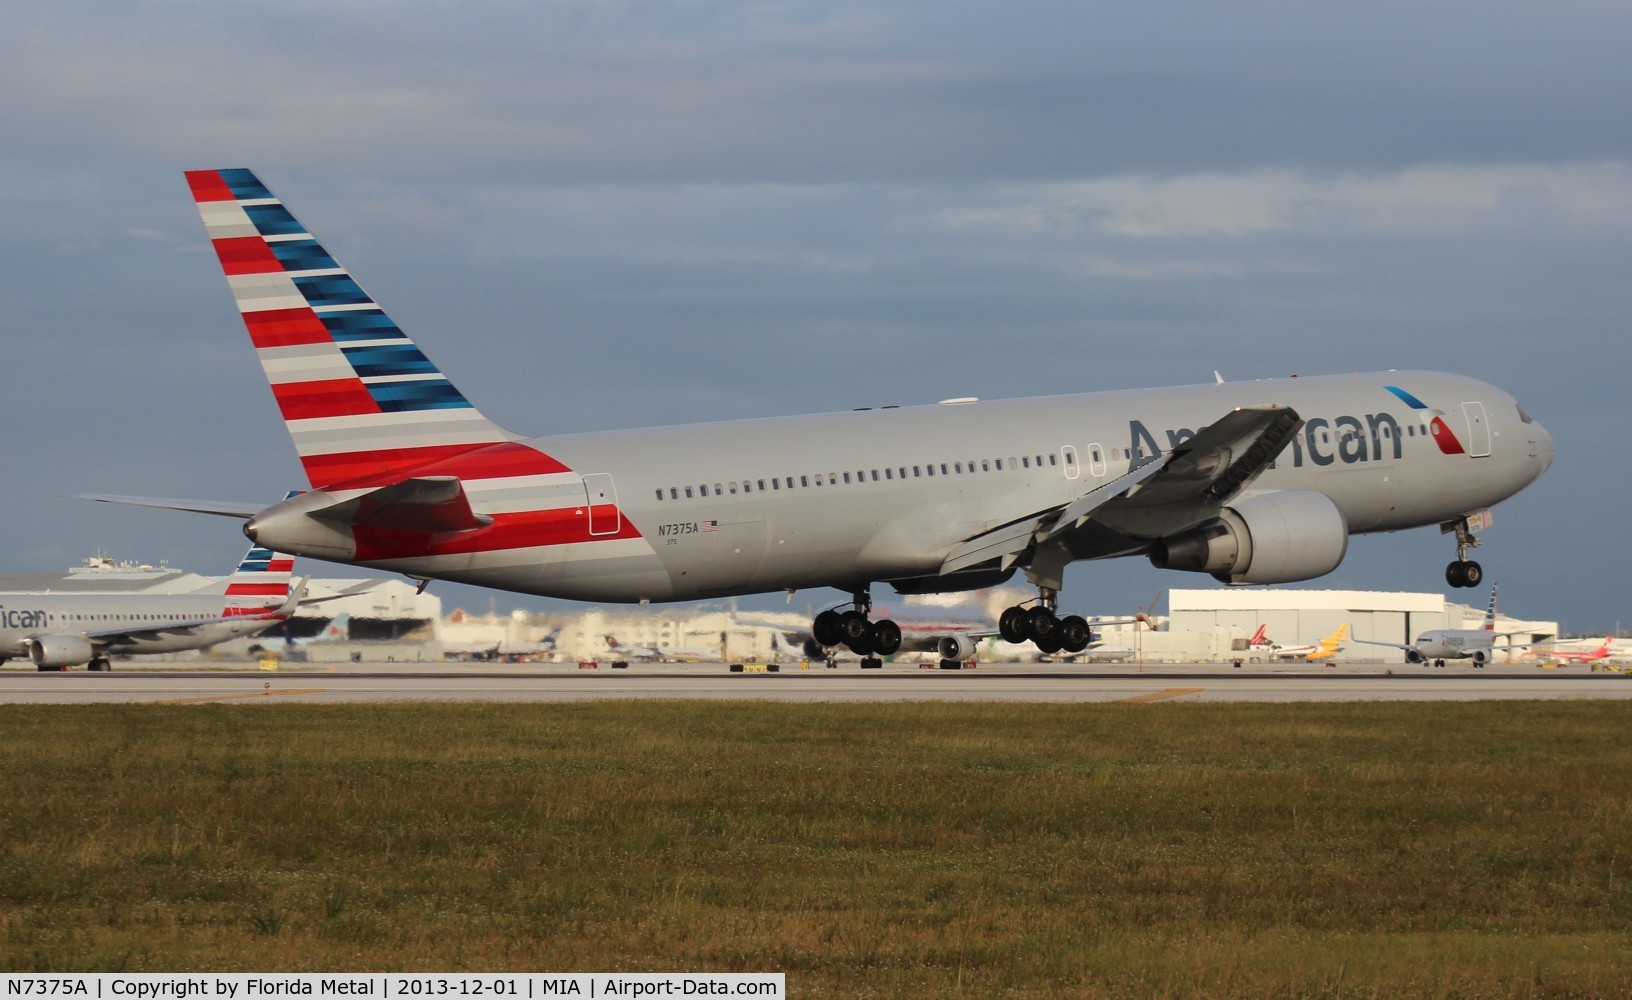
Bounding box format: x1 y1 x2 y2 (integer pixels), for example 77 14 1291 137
0 701 1629 997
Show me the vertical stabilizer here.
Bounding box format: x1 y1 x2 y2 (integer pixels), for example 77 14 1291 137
185 169 547 490
221 543 295 617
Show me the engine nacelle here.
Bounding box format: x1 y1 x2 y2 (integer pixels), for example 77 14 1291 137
1471 649 1489 665
937 634 977 662
1404 649 1425 664
26 635 94 669
1148 491 1349 585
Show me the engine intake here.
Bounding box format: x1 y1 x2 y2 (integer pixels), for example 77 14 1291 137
26 635 94 669
1149 491 1349 585
937 634 977 662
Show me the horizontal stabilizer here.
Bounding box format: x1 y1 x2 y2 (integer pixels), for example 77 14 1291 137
72 494 263 518
310 476 493 534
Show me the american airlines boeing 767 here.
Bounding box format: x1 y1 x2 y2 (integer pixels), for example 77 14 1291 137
84 169 1555 666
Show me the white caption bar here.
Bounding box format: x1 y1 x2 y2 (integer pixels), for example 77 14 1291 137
0 975 784 1000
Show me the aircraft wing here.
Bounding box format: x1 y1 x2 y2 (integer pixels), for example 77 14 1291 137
1084 404 1303 539
1348 637 1415 651
939 404 1301 576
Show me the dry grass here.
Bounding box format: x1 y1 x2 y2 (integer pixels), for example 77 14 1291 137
1 701 1629 997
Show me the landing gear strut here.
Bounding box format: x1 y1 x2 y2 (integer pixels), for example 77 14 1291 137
810 588 901 667
1444 516 1484 589
998 587 1092 656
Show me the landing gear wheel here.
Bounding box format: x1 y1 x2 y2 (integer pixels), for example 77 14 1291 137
871 619 902 657
1034 633 1064 656
838 610 871 646
1446 560 1483 589
847 628 875 657
1025 607 1059 644
813 609 843 648
1058 615 1091 654
860 657 883 670
999 607 1028 645
88 658 110 672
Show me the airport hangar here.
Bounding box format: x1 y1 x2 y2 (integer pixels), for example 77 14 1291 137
1152 589 1558 663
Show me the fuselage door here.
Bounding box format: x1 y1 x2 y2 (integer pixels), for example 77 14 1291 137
1087 443 1107 477
1461 402 1491 458
583 473 621 536
1060 445 1081 480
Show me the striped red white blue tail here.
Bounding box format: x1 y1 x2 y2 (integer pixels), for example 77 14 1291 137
221 543 296 617
185 169 537 490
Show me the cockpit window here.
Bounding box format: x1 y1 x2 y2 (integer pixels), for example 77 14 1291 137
1516 404 1534 424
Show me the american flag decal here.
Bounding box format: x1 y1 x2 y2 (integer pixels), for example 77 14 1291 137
701 520 718 532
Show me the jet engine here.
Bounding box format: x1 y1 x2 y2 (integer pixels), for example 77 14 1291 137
1470 649 1489 666
937 634 977 662
26 635 94 670
1148 491 1349 585
1405 649 1425 664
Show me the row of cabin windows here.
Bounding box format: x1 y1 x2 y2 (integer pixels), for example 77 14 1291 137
20 612 199 626
655 450 1095 502
651 420 1433 502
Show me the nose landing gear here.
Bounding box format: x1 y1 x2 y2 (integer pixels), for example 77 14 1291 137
1444 516 1484 589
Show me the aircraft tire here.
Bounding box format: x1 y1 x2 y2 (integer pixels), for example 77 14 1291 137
1461 561 1483 588
1059 615 1091 653
838 610 871 644
999 607 1028 644
871 619 902 656
1025 607 1058 643
1035 633 1064 655
812 610 843 647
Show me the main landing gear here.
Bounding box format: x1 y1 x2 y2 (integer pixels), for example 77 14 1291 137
1445 516 1484 589
811 589 901 669
996 587 1094 656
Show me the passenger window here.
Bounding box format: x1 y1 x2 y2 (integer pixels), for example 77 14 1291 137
801 476 809 487
670 488 678 500
843 472 852 484
885 468 893 480
685 487 694 498
655 489 664 501
758 479 767 491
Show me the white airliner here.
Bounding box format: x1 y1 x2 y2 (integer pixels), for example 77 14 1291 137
603 634 718 662
84 169 1555 667
0 543 304 671
1352 583 1534 667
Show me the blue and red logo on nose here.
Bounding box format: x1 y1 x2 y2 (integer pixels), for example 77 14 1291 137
1384 385 1464 455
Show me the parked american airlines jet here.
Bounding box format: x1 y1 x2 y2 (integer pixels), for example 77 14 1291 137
1353 583 1536 667
0 543 304 671
85 170 1555 667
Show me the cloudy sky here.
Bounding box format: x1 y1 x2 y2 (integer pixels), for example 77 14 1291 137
3 2 1628 632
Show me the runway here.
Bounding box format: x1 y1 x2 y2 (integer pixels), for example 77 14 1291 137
2 660 1628 704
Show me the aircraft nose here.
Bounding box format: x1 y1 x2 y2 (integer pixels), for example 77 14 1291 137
1532 419 1556 474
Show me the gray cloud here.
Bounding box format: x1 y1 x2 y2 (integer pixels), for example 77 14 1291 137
1 1 1627 628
